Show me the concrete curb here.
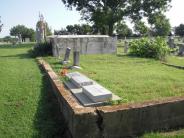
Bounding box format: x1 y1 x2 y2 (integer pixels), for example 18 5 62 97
38 57 184 138
162 62 184 69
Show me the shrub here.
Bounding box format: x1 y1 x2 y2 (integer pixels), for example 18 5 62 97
129 37 170 60
31 42 52 57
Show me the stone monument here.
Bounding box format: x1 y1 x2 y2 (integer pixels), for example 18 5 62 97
36 13 46 43
18 34 22 44
72 39 81 69
73 51 80 67
168 35 175 48
62 47 71 64
64 72 120 106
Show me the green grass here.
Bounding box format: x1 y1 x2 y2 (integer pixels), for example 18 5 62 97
167 56 184 67
44 52 184 104
142 129 184 138
0 44 66 137
1 44 184 137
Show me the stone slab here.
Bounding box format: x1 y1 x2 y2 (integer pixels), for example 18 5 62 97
64 81 120 107
66 72 81 79
64 81 105 106
66 72 93 88
83 84 112 102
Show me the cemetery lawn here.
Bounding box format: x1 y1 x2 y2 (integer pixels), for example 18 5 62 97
166 56 184 67
0 44 65 137
44 54 184 104
142 128 184 138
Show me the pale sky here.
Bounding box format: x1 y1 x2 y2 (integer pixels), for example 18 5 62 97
0 0 184 37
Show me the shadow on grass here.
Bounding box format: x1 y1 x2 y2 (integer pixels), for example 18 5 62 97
33 69 69 138
0 53 32 59
116 53 139 58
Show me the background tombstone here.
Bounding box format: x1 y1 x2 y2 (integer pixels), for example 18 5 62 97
73 51 80 67
168 35 175 48
124 38 129 54
62 47 71 64
18 34 22 44
72 38 81 69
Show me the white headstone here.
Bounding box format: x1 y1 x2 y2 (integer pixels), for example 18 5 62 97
83 84 112 102
66 72 93 88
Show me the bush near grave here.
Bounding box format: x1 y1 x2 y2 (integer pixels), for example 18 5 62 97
129 37 170 60
31 42 52 57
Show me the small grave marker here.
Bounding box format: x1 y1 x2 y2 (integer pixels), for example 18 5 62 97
83 84 112 102
72 51 81 69
62 47 71 64
70 72 93 88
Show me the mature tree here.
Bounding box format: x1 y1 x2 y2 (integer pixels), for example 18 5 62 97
115 22 132 37
22 28 35 41
134 21 149 36
54 28 68 35
10 25 35 42
80 24 92 34
66 24 81 34
10 25 26 41
66 24 92 34
61 0 171 36
3 36 12 42
175 24 184 37
148 13 171 36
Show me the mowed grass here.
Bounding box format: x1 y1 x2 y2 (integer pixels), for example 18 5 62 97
0 44 65 137
44 51 184 104
167 56 184 67
142 129 184 138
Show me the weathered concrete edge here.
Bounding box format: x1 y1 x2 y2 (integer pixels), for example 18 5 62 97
37 58 101 138
37 57 184 137
162 62 184 69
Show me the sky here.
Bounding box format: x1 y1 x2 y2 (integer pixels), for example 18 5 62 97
0 0 184 37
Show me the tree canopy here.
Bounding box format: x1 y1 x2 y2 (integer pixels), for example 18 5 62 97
61 0 171 36
134 21 149 36
148 13 171 36
55 24 93 35
175 24 184 37
115 22 132 37
10 25 35 42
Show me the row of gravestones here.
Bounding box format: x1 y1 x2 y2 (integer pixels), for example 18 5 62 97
62 47 80 68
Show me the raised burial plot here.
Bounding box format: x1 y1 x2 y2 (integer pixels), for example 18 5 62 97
39 58 184 138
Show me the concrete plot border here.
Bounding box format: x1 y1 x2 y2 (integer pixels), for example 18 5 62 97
162 62 184 69
38 58 184 138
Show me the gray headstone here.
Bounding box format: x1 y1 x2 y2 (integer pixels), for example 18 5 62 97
66 72 81 79
83 84 112 102
62 47 71 64
168 36 175 48
69 73 93 88
73 51 80 67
